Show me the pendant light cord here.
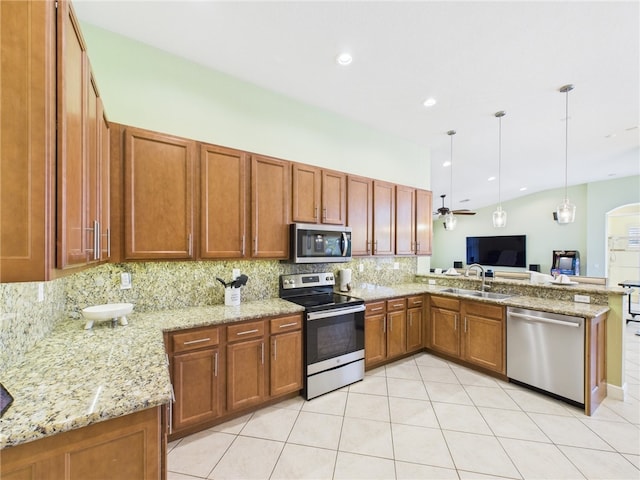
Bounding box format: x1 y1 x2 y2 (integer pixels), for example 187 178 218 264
564 88 569 201
498 114 502 206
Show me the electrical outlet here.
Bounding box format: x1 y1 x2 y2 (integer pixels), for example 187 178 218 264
393 262 399 270
574 294 591 304
38 283 45 302
232 268 241 280
120 272 132 290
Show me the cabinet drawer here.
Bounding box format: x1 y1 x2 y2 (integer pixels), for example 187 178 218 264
172 326 220 353
407 295 424 309
430 295 460 311
227 320 265 341
462 301 504 320
366 301 386 315
387 298 406 312
270 314 302 334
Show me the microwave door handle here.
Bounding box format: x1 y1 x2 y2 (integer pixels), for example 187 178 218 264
341 232 349 257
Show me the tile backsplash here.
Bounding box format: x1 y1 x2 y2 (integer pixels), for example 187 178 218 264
1 257 416 369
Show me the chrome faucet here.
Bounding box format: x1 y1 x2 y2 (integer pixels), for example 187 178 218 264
465 263 487 291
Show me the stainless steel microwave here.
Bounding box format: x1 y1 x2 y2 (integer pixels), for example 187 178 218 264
290 223 352 263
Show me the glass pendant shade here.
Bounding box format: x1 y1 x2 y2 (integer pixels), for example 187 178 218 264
492 206 507 228
444 212 457 230
556 199 576 224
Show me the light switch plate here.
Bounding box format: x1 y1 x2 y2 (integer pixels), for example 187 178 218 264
120 272 132 290
574 294 590 303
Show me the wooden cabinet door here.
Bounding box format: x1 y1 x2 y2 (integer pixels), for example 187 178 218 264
461 301 504 373
347 175 373 256
321 170 346 225
292 163 321 223
200 144 248 258
429 307 460 357
270 330 303 397
407 307 423 353
227 338 265 411
57 0 87 268
172 348 221 431
365 313 386 367
395 185 416 255
99 104 111 261
415 189 432 255
85 73 100 264
0 0 55 282
251 155 290 258
387 309 407 358
124 127 195 260
373 180 395 255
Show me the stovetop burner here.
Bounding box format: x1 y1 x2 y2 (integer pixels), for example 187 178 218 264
279 272 363 311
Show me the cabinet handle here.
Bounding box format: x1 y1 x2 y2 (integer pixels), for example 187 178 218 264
106 228 111 258
383 316 386 333
322 207 327 220
236 329 259 336
464 317 468 333
94 221 100 260
187 234 193 256
254 236 258 254
273 338 277 359
169 384 175 434
374 240 378 254
242 235 245 256
370 307 383 312
183 337 210 345
214 352 218 377
366 241 372 254
314 206 318 220
416 241 421 253
279 322 298 329
392 303 403 308
261 342 264 365
454 314 458 331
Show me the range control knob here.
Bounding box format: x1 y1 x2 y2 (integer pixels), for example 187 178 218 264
326 275 334 281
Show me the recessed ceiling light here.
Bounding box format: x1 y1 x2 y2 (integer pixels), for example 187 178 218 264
519 187 527 191
336 52 353 66
442 161 451 167
423 97 437 107
488 176 496 182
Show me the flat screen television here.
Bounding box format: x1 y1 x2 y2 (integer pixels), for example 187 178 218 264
466 235 526 268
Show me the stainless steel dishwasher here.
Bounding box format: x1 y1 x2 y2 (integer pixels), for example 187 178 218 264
507 307 584 405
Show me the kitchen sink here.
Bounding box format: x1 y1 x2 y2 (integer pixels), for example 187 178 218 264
439 288 513 301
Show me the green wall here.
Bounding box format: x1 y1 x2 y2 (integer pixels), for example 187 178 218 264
431 176 639 278
80 23 430 190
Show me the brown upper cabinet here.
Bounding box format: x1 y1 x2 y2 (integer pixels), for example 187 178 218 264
396 186 432 256
347 175 373 256
123 127 196 260
251 155 290 258
0 0 56 282
373 180 396 255
291 164 346 225
200 144 249 259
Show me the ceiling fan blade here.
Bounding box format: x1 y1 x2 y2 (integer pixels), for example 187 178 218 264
453 210 476 215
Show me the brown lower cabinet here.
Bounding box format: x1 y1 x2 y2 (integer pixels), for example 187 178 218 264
428 295 505 374
1 406 164 480
166 314 302 439
364 295 425 369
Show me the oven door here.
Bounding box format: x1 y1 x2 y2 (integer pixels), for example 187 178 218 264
305 304 365 374
292 223 351 263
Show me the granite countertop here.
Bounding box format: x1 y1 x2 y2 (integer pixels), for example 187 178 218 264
350 282 610 318
0 298 304 449
1 283 609 450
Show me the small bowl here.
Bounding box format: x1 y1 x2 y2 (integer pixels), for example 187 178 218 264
81 303 134 329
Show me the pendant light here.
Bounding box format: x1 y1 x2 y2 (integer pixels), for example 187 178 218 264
556 84 576 224
444 130 457 231
492 111 507 228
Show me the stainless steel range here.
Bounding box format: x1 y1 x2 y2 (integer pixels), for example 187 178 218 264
279 272 365 400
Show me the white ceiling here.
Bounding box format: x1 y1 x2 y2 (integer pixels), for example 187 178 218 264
74 0 640 212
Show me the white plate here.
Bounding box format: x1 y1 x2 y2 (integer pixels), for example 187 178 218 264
549 280 578 285
444 272 461 276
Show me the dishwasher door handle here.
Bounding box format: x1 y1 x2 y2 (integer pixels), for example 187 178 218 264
509 311 581 328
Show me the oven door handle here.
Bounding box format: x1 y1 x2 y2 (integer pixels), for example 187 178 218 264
307 304 365 320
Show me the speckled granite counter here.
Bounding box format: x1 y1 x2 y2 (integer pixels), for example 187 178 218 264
0 298 304 449
350 282 610 318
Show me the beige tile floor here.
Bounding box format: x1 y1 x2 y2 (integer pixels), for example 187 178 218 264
167 323 640 479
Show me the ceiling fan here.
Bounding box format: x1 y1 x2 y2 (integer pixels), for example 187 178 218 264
435 194 476 217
